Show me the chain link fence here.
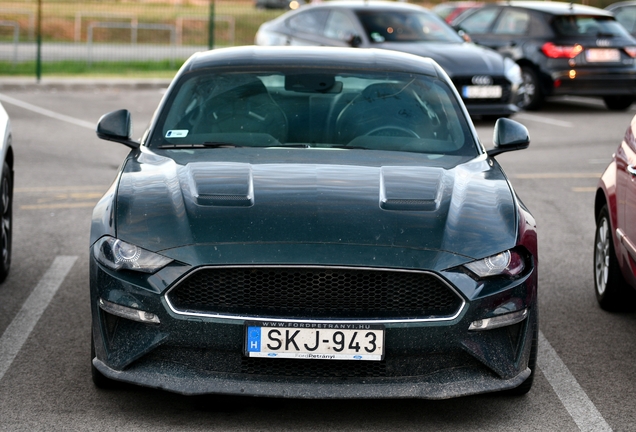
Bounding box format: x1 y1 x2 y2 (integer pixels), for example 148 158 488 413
0 0 612 76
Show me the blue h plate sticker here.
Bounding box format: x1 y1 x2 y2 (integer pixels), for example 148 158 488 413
247 326 261 353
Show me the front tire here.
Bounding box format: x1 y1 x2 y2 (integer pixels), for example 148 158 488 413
603 96 633 111
594 205 636 311
0 161 13 283
518 66 543 111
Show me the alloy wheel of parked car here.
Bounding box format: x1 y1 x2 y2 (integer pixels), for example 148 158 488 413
0 162 12 283
594 205 636 311
603 95 634 111
519 67 543 111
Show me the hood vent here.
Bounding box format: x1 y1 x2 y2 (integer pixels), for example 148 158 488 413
186 162 254 207
380 166 443 211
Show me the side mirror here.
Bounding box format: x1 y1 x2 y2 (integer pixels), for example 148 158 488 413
96 109 139 149
348 34 363 48
457 29 472 43
487 118 530 157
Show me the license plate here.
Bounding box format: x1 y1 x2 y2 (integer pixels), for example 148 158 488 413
245 321 385 361
462 85 502 99
586 48 620 62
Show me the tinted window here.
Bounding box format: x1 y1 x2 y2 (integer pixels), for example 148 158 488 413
287 10 329 35
614 7 636 34
456 7 499 33
493 9 530 35
355 10 463 43
324 11 357 41
552 15 632 37
149 68 477 157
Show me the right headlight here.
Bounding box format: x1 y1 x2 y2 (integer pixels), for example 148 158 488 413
93 236 173 274
463 250 525 278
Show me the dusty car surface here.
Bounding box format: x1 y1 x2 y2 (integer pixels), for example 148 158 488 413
594 115 636 311
255 1 522 118
90 46 538 399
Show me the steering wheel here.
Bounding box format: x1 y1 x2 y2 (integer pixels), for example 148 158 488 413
365 126 420 138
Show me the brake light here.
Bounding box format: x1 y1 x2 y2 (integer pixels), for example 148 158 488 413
541 42 583 59
625 47 636 58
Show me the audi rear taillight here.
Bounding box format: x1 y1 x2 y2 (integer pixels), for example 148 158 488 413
625 47 636 58
541 42 583 59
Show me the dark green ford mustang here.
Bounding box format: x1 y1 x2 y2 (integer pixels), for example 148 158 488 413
90 46 538 399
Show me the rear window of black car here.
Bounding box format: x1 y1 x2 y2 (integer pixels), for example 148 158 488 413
148 68 478 157
552 15 632 38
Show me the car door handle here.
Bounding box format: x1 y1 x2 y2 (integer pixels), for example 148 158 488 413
628 165 636 176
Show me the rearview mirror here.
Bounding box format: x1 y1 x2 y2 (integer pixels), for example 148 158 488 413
96 109 140 149
487 118 530 157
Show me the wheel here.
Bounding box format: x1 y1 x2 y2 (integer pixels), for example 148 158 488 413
365 126 420 138
603 96 633 111
0 161 13 283
594 206 636 311
518 66 543 111
504 321 537 396
91 334 118 389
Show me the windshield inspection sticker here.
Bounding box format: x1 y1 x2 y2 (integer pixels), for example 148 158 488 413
166 130 188 138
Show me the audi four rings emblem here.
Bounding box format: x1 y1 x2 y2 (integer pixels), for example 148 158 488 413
597 39 611 47
471 75 493 85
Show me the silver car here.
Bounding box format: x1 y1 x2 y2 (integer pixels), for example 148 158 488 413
255 0 523 118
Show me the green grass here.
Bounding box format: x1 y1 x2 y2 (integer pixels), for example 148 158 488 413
0 59 183 77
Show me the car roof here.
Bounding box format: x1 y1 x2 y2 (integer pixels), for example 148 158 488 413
297 0 428 12
605 0 636 10
487 1 614 16
183 46 441 77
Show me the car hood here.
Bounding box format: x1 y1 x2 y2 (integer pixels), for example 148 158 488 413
111 148 518 268
375 42 505 77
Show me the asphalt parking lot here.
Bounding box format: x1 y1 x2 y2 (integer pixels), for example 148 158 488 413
0 83 635 431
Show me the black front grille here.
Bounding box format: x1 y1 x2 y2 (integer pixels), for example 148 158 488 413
452 76 512 104
166 267 463 319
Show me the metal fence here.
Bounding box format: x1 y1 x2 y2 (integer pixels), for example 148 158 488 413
0 0 614 76
0 0 294 72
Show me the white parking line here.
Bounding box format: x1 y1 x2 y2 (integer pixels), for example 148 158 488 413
0 93 94 130
0 256 78 381
539 331 613 432
515 112 574 128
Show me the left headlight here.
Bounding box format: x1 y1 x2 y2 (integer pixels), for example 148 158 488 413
503 57 522 86
93 236 173 274
464 250 525 278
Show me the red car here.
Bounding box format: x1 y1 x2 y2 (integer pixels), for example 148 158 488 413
594 115 636 310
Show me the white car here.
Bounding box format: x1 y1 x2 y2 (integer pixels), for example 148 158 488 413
0 102 14 283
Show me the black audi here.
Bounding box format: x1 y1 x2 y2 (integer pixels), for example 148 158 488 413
453 1 636 110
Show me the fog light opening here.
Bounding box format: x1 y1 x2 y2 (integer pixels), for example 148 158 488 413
469 308 527 331
99 298 160 324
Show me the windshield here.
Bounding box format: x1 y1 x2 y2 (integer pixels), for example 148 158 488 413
148 68 477 157
552 15 632 38
355 10 464 43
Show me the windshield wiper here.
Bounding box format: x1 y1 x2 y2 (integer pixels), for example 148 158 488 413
158 142 242 149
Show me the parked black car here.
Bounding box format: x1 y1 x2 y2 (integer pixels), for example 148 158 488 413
256 1 522 118
453 1 636 110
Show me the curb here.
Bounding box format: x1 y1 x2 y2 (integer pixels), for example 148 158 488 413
0 77 172 91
